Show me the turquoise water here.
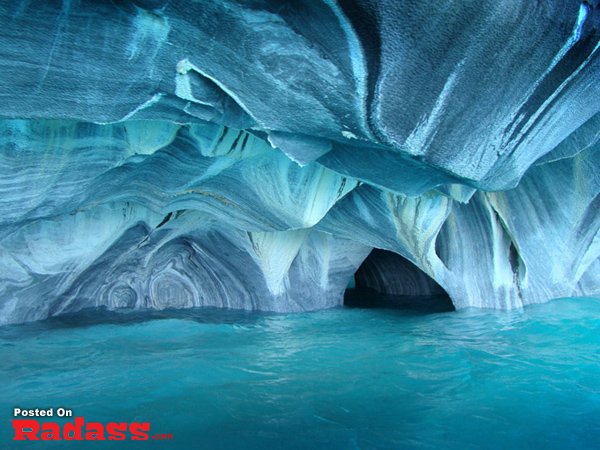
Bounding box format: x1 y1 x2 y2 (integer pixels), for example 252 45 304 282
1 297 599 449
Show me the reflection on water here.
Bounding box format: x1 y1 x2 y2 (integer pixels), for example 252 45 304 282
1 297 599 449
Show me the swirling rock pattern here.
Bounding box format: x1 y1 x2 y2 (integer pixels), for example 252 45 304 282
0 0 598 323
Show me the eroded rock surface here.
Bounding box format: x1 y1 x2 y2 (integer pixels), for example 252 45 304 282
0 0 598 323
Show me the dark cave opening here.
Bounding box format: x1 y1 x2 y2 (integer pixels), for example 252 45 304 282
344 249 455 313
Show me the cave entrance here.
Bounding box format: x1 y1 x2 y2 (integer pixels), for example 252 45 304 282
344 249 454 313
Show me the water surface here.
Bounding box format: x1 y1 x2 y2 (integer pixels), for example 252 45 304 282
1 297 599 449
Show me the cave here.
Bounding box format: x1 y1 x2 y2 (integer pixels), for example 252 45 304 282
0 1 597 325
344 249 455 312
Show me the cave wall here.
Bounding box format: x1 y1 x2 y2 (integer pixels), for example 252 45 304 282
0 0 599 323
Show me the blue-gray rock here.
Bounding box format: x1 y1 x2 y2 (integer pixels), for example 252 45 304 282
0 0 598 324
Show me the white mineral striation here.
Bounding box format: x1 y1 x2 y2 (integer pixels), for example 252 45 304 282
0 0 598 324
